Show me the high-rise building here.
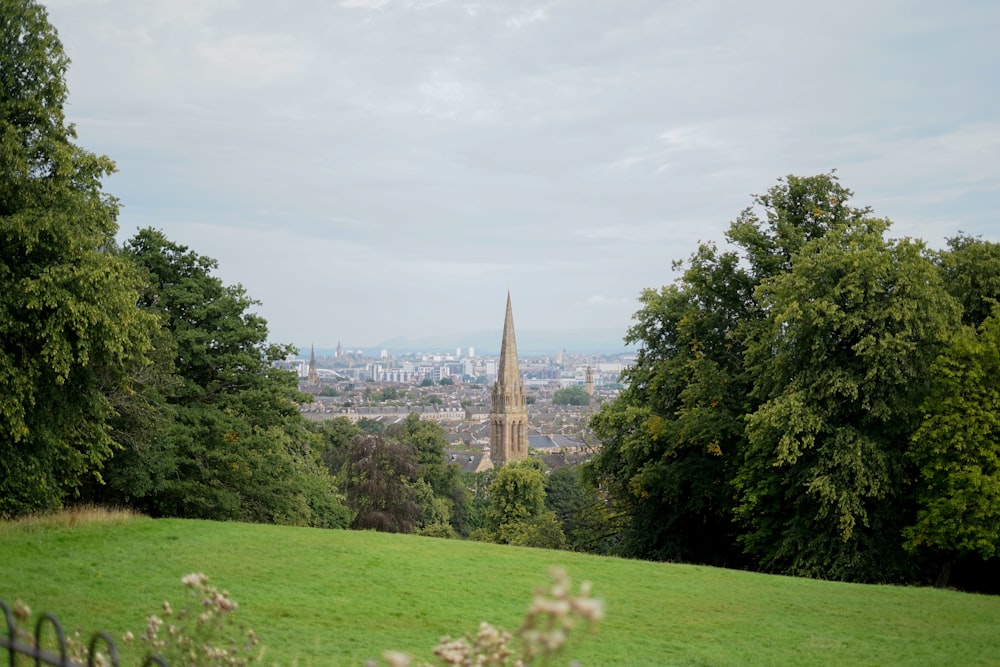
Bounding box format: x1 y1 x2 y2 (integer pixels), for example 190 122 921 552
489 292 528 467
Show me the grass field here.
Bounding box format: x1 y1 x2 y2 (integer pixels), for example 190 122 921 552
2 512 999 666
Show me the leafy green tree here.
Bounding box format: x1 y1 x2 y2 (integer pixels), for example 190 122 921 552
545 466 619 554
588 238 755 565
439 377 454 386
388 413 469 534
480 458 565 548
737 218 960 581
904 313 1000 587
938 234 1000 327
357 417 386 435
588 173 966 581
552 386 590 406
114 229 347 527
1 0 155 517
345 434 420 533
312 416 361 476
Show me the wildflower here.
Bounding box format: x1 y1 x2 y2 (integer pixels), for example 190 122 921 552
181 573 208 588
383 650 411 667
12 600 30 621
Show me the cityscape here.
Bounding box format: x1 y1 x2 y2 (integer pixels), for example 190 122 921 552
286 342 632 473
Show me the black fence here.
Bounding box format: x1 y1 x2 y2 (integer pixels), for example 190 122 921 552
1 599 167 667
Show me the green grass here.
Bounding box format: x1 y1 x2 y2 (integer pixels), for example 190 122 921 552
2 513 999 666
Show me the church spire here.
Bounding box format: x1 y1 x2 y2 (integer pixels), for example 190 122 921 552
490 291 528 467
497 291 521 390
307 343 318 385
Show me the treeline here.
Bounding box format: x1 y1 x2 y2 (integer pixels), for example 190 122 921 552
587 173 1000 588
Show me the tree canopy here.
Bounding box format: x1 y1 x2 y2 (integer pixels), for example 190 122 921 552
587 173 995 587
1 0 155 516
552 385 591 406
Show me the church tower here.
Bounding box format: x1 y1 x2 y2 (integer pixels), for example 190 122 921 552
307 344 318 385
490 292 528 467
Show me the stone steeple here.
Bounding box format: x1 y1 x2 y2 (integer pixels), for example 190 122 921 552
490 291 528 467
307 344 318 385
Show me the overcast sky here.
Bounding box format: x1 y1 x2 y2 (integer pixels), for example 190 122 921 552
42 0 999 353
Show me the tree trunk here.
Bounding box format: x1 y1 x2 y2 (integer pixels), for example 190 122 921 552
935 559 952 588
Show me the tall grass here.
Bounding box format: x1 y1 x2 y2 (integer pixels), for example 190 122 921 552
2 513 999 666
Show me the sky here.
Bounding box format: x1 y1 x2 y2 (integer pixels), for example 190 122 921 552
41 0 1000 353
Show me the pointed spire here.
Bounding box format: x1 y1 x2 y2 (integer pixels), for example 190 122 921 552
491 291 527 467
497 290 520 388
307 343 318 385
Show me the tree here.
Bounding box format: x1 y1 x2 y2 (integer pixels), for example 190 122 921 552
552 386 590 406
439 377 454 386
345 434 420 533
108 229 347 528
312 416 361 476
588 173 967 582
904 312 1000 587
481 459 566 548
588 238 755 565
737 218 960 581
545 466 619 554
1 0 155 517
388 413 469 534
938 234 1000 328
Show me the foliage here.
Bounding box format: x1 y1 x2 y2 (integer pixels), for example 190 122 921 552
588 172 982 584
358 417 387 434
92 229 349 528
904 312 1000 582
545 466 619 554
0 0 156 517
345 434 421 533
439 377 454 386
125 574 260 667
313 416 362 475
588 236 754 565
480 459 566 549
551 385 590 406
938 233 1000 327
738 218 958 581
388 413 469 535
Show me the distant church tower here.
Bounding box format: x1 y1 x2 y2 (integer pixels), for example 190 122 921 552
307 344 318 385
585 365 594 397
490 292 528 467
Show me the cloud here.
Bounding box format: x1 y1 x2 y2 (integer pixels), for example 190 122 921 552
40 0 1000 348
197 34 313 86
505 7 547 30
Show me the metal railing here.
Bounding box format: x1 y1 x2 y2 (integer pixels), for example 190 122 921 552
1 599 166 667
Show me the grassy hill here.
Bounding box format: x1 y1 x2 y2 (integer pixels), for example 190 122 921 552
2 512 999 666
